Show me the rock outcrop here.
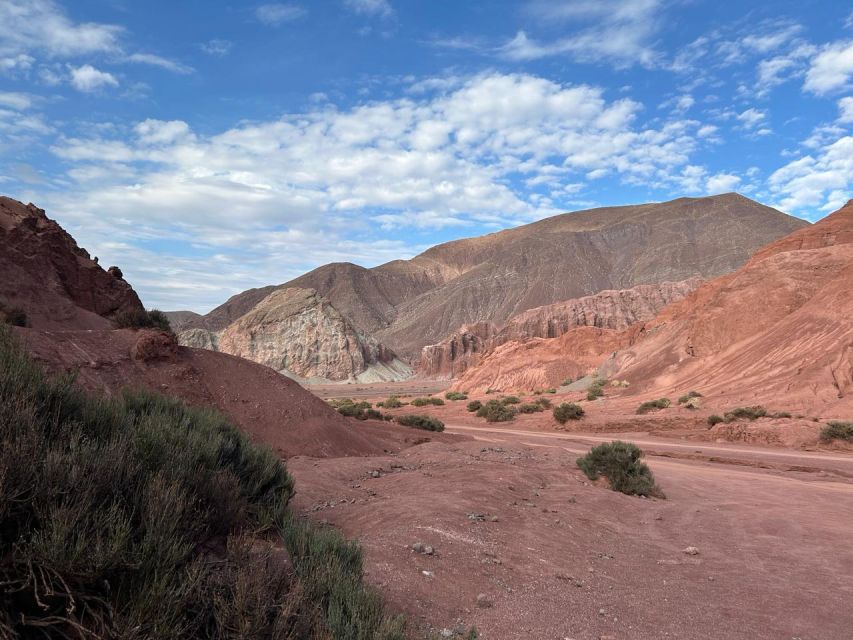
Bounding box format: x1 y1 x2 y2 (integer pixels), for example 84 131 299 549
0 197 145 329
176 194 808 364
194 287 411 383
417 279 701 379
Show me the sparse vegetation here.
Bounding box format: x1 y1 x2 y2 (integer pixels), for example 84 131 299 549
820 421 853 443
518 402 545 414
0 326 404 639
723 406 767 422
377 396 404 409
534 397 552 409
553 402 585 424
411 396 445 407
396 414 445 432
636 398 671 414
677 391 703 404
476 399 517 422
545 388 557 394
329 398 386 420
485 388 495 394
112 307 173 332
0 300 27 327
576 441 662 497
500 395 520 405
445 391 468 401
772 411 792 419
561 377 573 386
466 400 482 412
707 414 724 426
586 378 607 401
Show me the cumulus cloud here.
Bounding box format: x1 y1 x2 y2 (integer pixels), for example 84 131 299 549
255 3 306 26
705 173 741 194
839 97 853 123
69 64 119 92
805 41 853 95
0 91 33 110
769 135 853 214
344 0 392 17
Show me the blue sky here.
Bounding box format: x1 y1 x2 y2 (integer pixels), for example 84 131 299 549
1 0 852 311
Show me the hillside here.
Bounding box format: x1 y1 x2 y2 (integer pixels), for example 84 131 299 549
175 193 808 370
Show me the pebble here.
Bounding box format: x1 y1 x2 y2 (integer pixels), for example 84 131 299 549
683 546 700 555
422 570 434 578
476 593 493 608
370 470 380 478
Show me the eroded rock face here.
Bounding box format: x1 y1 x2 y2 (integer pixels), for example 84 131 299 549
216 287 410 382
0 197 145 329
130 330 178 362
417 280 700 379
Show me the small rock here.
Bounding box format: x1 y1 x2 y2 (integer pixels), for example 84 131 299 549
683 546 700 555
412 542 425 553
370 470 381 478
424 545 435 555
421 570 434 578
489 515 499 522
598 608 606 616
476 593 493 608
439 629 453 638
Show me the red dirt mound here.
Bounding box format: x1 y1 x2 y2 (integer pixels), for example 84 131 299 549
15 327 436 458
0 197 144 329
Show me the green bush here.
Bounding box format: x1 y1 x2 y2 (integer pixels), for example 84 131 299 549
0 326 405 639
377 396 403 409
500 395 520 405
772 411 792 419
329 399 387 420
677 391 703 404
586 378 607 401
112 308 172 332
396 414 445 432
561 377 573 386
410 396 444 407
0 300 27 327
545 388 557 394
518 402 545 414
820 421 853 442
445 391 468 401
466 400 482 412
636 398 671 415
534 397 552 409
576 441 662 497
476 400 517 422
724 406 767 422
707 414 724 426
553 402 585 424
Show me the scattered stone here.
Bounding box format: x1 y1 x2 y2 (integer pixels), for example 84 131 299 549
598 608 606 616
683 546 700 555
424 545 435 555
370 470 381 478
439 629 453 638
467 512 486 521
489 515 499 522
422 570 434 578
412 542 425 553
476 593 493 608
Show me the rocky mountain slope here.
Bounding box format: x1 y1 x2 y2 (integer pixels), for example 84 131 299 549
0 196 144 329
417 278 701 378
174 194 807 371
454 200 853 416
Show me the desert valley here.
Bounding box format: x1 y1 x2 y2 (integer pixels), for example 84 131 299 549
2 1 853 639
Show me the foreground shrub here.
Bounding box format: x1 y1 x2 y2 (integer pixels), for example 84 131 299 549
636 398 671 415
476 399 517 422
724 406 767 422
445 391 468 401
707 414 724 426
377 396 403 409
553 402 585 424
466 400 482 412
112 307 172 332
820 421 853 442
586 378 607 401
576 441 662 497
410 396 444 407
0 300 27 327
396 414 445 432
518 402 545 414
677 391 703 404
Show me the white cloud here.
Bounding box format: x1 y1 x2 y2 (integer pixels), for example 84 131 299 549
69 64 119 92
734 108 768 132
344 0 392 17
705 173 741 194
805 41 853 95
127 53 193 75
255 3 306 26
0 91 33 110
499 0 662 68
0 0 122 58
769 135 853 214
200 39 233 56
840 97 853 123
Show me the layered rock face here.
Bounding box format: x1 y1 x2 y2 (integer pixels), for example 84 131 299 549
176 194 808 363
185 287 410 383
417 279 701 378
0 197 144 329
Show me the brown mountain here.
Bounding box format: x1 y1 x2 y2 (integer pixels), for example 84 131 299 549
175 193 808 368
0 196 144 329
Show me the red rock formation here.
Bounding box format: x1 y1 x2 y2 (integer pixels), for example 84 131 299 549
0 197 144 329
417 321 498 379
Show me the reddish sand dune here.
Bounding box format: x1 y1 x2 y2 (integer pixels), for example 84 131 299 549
16 328 439 458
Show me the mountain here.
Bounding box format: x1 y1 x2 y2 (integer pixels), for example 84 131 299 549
454 200 853 415
174 193 807 375
0 196 144 329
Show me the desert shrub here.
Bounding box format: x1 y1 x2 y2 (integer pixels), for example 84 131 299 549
636 398 671 415
476 400 517 423
707 414 724 426
466 400 482 412
534 397 552 409
561 377 573 386
576 441 662 497
545 388 557 394
553 402 584 424
820 421 853 442
411 396 444 407
0 300 27 327
0 326 405 639
377 396 403 409
396 414 445 432
485 388 495 394
445 391 468 401
723 406 767 422
328 398 377 420
772 411 792 419
112 308 172 332
677 391 703 404
518 403 545 414
500 395 520 405
586 378 607 401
